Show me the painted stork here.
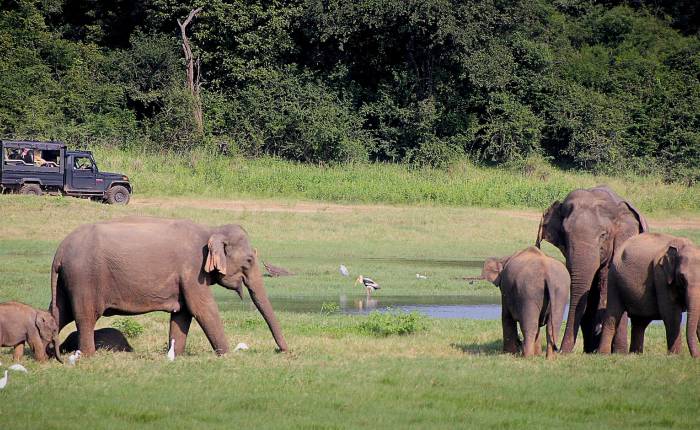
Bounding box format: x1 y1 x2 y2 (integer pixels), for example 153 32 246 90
355 275 380 297
167 339 176 361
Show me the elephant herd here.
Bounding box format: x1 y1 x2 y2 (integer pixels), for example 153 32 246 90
489 186 699 358
1 186 698 362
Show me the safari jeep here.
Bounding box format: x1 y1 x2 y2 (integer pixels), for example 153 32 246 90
0 140 132 204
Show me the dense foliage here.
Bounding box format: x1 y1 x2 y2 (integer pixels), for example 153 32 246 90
1 0 699 179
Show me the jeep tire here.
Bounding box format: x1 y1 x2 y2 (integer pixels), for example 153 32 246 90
19 183 43 196
106 185 130 205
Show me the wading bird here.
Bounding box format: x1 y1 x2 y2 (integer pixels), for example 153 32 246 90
8 364 27 373
0 370 7 389
355 275 380 298
339 265 350 277
234 342 249 352
68 350 82 366
416 273 428 279
167 339 176 361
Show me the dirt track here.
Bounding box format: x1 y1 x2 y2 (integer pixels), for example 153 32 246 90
131 197 700 230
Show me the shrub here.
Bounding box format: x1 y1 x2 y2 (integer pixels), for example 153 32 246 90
320 302 340 315
112 318 145 338
358 310 427 337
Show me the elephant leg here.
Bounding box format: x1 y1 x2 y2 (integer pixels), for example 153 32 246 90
75 316 97 356
28 333 48 362
501 307 519 354
580 302 600 353
169 309 193 356
533 328 542 356
612 312 629 354
663 310 683 354
629 317 652 354
12 343 24 361
183 288 229 355
520 308 540 358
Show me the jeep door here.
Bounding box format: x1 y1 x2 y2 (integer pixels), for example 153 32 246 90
71 155 97 189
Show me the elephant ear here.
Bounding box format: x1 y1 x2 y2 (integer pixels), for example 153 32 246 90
35 312 55 342
481 256 510 286
536 201 564 252
660 244 682 285
205 234 228 275
619 200 649 233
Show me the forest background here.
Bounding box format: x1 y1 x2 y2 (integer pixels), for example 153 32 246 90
1 0 699 183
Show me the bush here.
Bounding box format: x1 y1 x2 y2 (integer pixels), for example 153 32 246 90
320 302 340 315
358 310 427 337
112 318 145 338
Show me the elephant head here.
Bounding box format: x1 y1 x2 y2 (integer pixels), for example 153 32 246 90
659 240 700 357
36 311 61 362
482 256 511 286
536 187 648 353
204 225 288 352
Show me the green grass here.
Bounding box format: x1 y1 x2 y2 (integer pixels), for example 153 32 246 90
92 148 700 212
1 196 700 429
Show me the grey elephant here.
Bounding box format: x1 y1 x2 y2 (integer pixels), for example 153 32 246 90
0 301 61 362
536 186 648 353
600 233 700 357
482 247 570 358
60 328 133 353
50 217 288 357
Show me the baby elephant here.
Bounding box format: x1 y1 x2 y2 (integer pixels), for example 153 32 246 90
600 233 700 357
0 301 61 362
482 247 570 358
60 328 133 354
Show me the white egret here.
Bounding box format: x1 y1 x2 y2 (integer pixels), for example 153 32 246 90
416 273 428 279
167 339 176 361
355 275 380 298
0 370 7 390
8 363 28 373
339 265 350 277
68 350 82 366
233 342 249 352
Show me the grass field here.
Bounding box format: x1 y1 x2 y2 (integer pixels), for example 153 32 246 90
92 148 700 212
1 195 699 429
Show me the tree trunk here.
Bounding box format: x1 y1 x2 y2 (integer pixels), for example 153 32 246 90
178 8 204 134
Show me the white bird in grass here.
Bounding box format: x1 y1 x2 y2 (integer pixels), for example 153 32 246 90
0 370 7 390
355 275 380 298
167 339 176 361
339 264 350 277
233 342 249 352
8 363 28 373
68 350 82 366
416 273 428 279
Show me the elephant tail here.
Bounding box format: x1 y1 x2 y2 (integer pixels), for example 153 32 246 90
544 282 559 353
50 251 62 327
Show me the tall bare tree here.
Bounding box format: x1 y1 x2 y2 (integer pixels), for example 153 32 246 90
178 8 203 134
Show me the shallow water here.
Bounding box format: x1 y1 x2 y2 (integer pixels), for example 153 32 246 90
223 295 502 319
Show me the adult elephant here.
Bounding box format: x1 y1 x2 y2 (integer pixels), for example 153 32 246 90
50 217 288 356
536 186 648 353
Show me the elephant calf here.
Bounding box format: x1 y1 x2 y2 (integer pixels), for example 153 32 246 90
60 328 133 354
0 301 61 362
600 233 700 357
482 247 570 358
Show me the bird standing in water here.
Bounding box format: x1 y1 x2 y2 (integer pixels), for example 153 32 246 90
355 275 380 298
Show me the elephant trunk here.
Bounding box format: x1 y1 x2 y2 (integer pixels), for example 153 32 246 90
53 334 62 363
687 287 700 358
245 258 288 352
561 254 598 353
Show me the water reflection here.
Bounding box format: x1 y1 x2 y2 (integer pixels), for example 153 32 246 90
222 294 502 320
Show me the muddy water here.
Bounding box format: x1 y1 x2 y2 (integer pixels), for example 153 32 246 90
224 295 502 319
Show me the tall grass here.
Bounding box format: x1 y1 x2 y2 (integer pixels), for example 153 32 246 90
94 148 700 212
